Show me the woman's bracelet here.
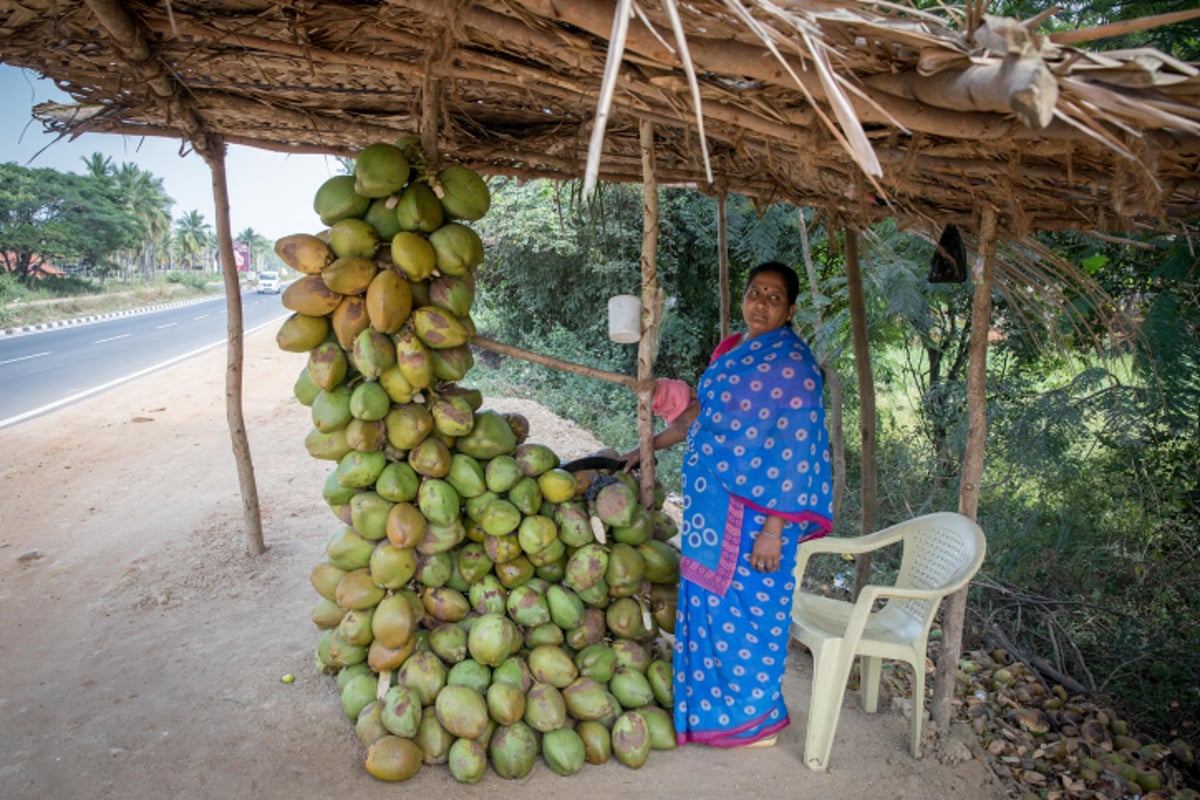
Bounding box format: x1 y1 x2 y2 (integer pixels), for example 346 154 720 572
758 531 780 539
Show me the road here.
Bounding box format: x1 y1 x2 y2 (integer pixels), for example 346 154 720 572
0 291 291 429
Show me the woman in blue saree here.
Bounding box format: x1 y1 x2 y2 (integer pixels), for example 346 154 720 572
626 261 833 748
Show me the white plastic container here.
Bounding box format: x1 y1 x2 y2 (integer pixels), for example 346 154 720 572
607 295 642 343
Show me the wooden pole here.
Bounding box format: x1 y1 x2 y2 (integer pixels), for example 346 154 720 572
932 205 997 743
1049 7 1200 45
198 136 265 556
800 211 845 523
956 208 997 522
421 75 442 164
636 119 661 510
844 229 877 596
717 190 730 341
80 0 264 557
472 336 639 389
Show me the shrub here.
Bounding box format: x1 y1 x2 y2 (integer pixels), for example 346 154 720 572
165 271 212 289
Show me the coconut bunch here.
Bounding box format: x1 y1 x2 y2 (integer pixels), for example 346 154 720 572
274 141 684 783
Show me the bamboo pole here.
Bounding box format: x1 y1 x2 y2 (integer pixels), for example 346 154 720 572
199 136 265 556
932 205 998 745
636 119 661 510
472 337 639 389
717 190 730 341
844 229 877 596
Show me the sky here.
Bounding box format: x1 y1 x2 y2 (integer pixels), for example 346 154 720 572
1 64 344 242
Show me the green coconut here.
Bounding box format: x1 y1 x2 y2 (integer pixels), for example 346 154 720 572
436 165 491 221
314 174 370 226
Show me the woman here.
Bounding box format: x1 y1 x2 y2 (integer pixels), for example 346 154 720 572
626 261 833 748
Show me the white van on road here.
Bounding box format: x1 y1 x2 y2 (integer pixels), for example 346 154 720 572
257 271 281 294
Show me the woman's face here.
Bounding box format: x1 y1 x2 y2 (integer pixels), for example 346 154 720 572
742 271 796 339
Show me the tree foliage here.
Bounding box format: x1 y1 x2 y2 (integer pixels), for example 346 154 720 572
0 162 143 286
173 210 214 270
110 160 173 280
474 178 850 385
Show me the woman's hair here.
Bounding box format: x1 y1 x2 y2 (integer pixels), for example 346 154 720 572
747 261 800 306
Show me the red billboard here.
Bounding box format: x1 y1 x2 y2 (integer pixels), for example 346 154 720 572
233 241 251 272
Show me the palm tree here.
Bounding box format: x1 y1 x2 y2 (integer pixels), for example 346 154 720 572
113 162 173 281
81 152 114 179
173 210 214 271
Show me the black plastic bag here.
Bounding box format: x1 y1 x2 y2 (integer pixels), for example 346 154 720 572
928 223 968 283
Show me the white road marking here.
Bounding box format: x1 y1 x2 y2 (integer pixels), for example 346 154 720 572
0 351 50 366
93 334 132 344
156 322 179 329
0 314 289 430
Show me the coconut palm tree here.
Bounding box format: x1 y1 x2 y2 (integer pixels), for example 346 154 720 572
81 152 114 179
173 210 214 271
112 162 173 281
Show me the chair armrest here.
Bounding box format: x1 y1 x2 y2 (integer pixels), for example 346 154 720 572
858 571 978 605
858 584 951 604
793 526 909 582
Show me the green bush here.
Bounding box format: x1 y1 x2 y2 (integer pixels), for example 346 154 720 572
165 271 212 289
0 273 26 327
0 271 27 304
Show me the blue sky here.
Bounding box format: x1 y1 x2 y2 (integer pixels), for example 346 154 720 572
1 64 344 241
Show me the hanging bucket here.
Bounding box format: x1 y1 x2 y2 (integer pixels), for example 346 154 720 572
607 295 642 343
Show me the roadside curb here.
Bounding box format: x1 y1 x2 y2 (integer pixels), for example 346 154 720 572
2 294 225 338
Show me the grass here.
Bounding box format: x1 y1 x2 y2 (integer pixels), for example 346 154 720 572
0 273 224 329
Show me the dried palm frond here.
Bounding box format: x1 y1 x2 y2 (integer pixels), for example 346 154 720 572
584 0 634 199
661 0 714 186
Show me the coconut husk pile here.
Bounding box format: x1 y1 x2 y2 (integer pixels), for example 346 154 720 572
944 647 1198 800
0 0 1197 238
799 571 1198 798
835 635 1200 799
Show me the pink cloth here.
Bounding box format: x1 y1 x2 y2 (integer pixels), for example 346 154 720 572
652 378 694 424
710 333 743 361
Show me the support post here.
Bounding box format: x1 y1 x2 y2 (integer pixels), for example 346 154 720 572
845 229 877 596
636 119 661 509
421 76 442 163
800 212 845 522
933 205 998 744
717 190 730 341
199 136 265 556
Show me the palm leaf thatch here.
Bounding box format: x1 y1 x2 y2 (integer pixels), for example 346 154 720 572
0 0 1196 238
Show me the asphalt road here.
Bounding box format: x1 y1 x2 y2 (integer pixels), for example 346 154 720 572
0 290 291 429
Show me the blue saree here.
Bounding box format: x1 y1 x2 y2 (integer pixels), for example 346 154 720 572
674 326 833 747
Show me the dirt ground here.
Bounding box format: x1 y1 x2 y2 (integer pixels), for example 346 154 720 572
0 324 1009 800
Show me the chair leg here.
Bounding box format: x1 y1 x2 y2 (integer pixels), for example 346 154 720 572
860 655 882 713
908 657 925 759
802 640 854 771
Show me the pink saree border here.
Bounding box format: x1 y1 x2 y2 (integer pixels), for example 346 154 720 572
679 495 745 597
677 713 791 748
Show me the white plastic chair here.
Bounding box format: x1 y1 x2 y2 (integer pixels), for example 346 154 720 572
789 511 986 771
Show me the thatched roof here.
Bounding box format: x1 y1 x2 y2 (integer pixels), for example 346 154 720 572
1 0 1198 237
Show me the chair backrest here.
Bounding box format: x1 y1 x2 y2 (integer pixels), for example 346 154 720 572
887 512 986 630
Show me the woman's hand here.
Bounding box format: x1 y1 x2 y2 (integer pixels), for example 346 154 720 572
751 516 785 572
